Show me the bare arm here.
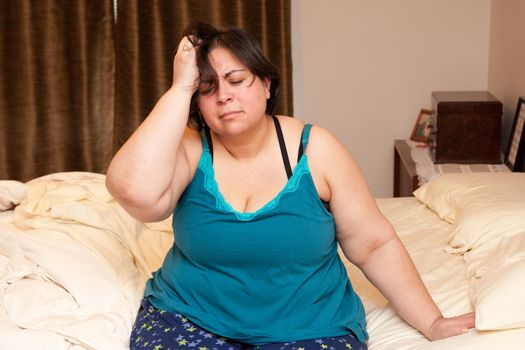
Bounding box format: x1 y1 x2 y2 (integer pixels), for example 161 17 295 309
106 37 200 222
308 126 474 340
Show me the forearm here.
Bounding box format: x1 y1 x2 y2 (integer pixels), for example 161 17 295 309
358 237 442 339
106 87 192 210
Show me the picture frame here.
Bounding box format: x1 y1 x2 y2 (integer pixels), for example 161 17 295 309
504 97 525 172
410 109 433 143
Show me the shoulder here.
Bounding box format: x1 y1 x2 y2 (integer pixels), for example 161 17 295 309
273 115 354 169
273 115 305 164
306 124 370 197
306 124 351 163
275 115 340 149
273 116 346 155
274 115 305 136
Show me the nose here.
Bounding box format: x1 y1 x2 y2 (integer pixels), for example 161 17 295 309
216 83 233 105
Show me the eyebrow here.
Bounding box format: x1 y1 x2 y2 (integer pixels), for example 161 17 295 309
223 69 247 78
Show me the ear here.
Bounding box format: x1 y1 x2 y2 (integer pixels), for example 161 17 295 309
264 78 271 99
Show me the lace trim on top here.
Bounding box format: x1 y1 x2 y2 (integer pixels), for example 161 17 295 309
198 148 311 222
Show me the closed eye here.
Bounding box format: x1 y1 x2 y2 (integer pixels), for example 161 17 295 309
199 82 216 95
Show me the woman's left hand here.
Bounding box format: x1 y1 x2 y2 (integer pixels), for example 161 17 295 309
426 312 476 341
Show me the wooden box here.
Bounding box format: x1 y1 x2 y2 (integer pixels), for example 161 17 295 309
429 91 502 164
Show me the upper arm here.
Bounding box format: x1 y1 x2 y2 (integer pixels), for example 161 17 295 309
107 128 201 223
307 126 397 267
146 128 202 221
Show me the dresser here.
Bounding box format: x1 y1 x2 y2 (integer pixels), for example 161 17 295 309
429 91 502 164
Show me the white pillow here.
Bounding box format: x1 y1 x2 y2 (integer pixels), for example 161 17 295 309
413 173 525 252
472 258 525 330
0 180 26 211
469 233 525 330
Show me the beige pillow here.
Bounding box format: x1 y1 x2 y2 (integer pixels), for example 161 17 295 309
469 233 525 330
413 173 525 252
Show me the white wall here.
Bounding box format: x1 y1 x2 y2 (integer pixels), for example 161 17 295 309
291 0 492 197
488 0 525 147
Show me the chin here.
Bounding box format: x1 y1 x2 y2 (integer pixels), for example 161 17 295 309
208 112 267 136
220 124 251 137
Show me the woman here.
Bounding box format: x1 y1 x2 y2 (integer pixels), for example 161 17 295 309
106 22 474 350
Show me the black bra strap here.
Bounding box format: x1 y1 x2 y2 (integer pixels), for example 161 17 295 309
297 127 306 162
272 116 293 179
204 127 213 163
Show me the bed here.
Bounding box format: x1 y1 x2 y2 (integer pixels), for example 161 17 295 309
1 171 525 349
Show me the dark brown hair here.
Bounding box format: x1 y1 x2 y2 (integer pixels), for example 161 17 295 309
182 22 280 130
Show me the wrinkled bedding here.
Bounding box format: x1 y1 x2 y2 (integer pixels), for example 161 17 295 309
0 172 172 349
1 172 524 349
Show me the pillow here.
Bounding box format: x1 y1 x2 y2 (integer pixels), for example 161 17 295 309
469 232 525 330
413 173 525 252
472 258 525 330
0 180 26 211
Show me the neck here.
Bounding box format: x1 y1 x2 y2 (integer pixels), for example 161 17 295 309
213 115 273 160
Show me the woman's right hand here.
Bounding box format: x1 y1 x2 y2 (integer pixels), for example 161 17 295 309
172 36 200 93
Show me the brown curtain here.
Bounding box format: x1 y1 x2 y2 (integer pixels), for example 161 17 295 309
0 0 115 182
0 0 292 181
114 0 293 150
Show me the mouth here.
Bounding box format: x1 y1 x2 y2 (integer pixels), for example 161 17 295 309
219 111 241 119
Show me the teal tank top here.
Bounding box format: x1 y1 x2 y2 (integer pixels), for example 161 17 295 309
144 125 368 345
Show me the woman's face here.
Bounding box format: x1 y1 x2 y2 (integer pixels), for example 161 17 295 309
197 47 270 136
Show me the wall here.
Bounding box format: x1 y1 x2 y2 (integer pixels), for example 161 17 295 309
291 0 492 197
488 0 525 148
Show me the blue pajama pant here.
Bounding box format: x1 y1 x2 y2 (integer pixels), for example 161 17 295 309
130 298 367 350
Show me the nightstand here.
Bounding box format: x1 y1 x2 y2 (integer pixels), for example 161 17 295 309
394 140 419 197
393 139 510 197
